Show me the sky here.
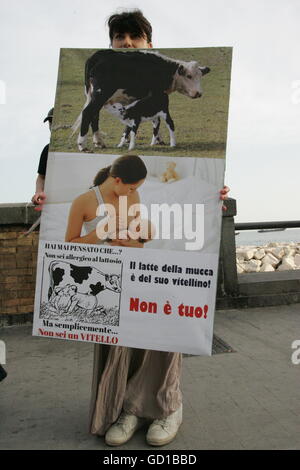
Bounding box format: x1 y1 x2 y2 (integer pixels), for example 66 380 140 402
0 0 300 223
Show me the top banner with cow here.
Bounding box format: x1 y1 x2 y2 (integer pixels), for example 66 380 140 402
32 47 232 355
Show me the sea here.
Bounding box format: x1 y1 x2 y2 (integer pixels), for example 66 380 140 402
235 228 300 247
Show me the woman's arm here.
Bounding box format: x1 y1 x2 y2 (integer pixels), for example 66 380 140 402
31 174 46 211
65 195 100 244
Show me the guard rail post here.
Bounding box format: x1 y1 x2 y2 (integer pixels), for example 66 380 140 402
218 198 238 296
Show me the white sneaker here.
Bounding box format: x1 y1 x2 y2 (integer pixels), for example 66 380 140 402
146 404 183 446
105 411 145 446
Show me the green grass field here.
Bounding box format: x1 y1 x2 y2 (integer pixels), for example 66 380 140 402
51 47 232 159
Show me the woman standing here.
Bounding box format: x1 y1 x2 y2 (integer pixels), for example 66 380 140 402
65 9 230 448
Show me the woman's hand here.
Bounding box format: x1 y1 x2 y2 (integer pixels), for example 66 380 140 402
31 191 47 211
220 186 230 211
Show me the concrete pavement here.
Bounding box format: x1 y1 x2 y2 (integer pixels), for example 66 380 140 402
0 304 300 450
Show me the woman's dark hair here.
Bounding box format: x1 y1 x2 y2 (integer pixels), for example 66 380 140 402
107 9 152 44
93 154 147 186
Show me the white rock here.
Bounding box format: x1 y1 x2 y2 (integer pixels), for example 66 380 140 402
277 256 295 271
277 264 292 271
284 247 296 257
261 253 280 267
254 248 265 260
294 254 300 267
244 259 262 273
260 263 275 272
237 249 255 261
237 263 245 274
283 255 295 264
269 247 285 259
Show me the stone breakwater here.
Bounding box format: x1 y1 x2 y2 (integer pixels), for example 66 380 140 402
236 242 300 273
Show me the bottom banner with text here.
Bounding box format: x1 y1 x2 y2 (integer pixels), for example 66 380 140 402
33 240 218 355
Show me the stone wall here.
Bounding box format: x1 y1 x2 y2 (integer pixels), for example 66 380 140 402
0 204 40 325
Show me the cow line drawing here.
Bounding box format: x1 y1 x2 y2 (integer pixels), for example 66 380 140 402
71 50 210 151
49 284 102 315
41 261 121 324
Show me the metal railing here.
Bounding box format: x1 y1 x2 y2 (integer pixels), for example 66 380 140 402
235 221 300 231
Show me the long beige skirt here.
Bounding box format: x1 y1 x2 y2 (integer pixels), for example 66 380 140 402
88 344 182 436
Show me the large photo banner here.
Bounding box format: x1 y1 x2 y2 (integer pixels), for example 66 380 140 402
33 47 232 355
